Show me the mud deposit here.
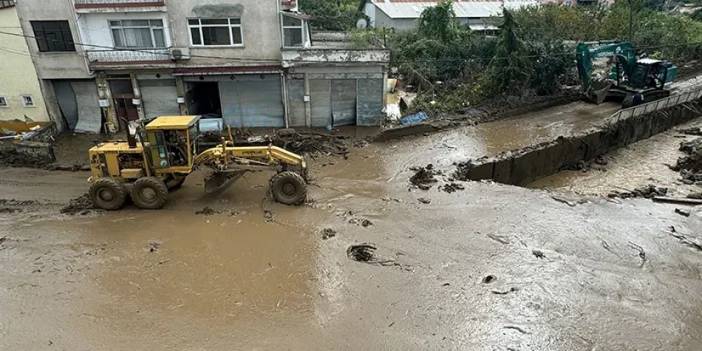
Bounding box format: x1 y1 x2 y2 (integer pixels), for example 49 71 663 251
3 102 702 349
531 118 702 198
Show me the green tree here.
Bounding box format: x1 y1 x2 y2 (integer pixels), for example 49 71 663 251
418 0 461 42
299 0 362 30
484 9 532 95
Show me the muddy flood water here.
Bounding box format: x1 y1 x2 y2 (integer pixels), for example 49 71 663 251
2 101 702 350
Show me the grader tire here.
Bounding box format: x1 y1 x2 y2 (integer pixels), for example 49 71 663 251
270 171 307 206
89 178 127 210
131 177 168 210
165 175 186 190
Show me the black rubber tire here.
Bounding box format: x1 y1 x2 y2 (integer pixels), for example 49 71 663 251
89 178 127 210
270 171 307 206
165 174 186 190
131 177 168 210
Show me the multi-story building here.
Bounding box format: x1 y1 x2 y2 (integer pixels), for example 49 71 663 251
13 0 390 133
0 0 50 128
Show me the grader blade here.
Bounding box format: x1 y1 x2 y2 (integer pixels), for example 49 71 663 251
204 171 245 194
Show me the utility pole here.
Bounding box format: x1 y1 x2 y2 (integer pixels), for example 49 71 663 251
627 0 634 42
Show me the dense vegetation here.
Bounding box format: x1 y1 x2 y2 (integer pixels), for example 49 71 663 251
351 0 702 114
298 0 363 31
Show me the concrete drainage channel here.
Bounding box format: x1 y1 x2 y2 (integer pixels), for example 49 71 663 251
454 89 702 186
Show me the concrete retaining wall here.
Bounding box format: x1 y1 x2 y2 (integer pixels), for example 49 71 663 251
455 101 702 185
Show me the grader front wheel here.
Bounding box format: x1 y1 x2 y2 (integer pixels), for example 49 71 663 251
131 177 168 209
89 178 127 210
270 171 307 205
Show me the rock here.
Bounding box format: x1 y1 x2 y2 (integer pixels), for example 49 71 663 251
409 164 440 190
418 197 431 204
321 228 336 240
347 244 377 262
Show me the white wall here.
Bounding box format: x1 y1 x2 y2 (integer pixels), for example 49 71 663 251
77 12 172 49
0 5 50 123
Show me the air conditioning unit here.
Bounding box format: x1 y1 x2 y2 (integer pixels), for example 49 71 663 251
170 47 191 61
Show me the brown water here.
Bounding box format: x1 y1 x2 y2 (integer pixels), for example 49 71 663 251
2 101 702 350
530 118 702 197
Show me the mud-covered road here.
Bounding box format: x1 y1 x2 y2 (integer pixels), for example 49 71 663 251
2 101 702 350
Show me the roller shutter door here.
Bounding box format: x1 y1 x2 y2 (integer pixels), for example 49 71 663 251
287 79 306 127
357 78 384 126
331 80 357 126
140 79 179 119
72 80 101 133
309 79 331 128
219 75 284 128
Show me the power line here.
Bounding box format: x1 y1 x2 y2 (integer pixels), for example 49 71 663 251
1 28 701 66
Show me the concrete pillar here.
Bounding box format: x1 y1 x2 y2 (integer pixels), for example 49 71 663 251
130 73 145 121
96 73 118 133
304 72 311 127
281 72 289 128
175 76 188 115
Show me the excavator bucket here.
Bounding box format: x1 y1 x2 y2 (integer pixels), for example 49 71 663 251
586 82 612 105
204 171 246 194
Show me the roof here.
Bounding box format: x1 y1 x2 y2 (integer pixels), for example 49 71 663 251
146 116 200 130
366 0 537 19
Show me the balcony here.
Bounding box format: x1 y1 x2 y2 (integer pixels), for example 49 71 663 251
74 0 166 12
86 48 176 69
282 48 391 68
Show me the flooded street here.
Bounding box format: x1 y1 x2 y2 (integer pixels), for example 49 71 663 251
381 101 620 170
2 103 702 350
531 117 702 197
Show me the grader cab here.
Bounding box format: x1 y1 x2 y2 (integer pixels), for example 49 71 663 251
88 115 308 210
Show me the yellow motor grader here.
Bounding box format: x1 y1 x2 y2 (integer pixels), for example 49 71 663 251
87 115 308 210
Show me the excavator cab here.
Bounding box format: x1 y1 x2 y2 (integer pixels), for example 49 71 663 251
576 41 677 107
87 115 308 211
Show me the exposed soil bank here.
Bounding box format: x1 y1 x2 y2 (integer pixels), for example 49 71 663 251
455 100 702 185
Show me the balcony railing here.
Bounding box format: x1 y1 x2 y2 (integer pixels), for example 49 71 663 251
86 48 172 66
74 0 165 9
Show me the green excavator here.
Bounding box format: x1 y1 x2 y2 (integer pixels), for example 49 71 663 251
576 41 677 107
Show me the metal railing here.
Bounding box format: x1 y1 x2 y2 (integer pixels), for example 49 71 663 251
86 48 172 64
608 87 702 123
74 0 165 7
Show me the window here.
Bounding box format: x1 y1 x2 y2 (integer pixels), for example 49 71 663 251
0 97 7 107
110 19 166 49
0 0 15 9
188 18 243 47
30 21 75 52
21 95 34 107
282 15 304 47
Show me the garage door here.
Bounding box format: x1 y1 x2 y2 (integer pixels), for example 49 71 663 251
287 79 306 127
140 79 179 119
309 79 331 128
331 80 357 126
219 75 285 128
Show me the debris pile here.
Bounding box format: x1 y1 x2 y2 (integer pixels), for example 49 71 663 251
673 138 702 184
61 194 97 215
195 207 220 216
440 182 465 193
409 164 440 190
347 243 377 262
321 228 336 240
0 148 53 168
0 199 36 214
607 185 668 199
678 127 702 136
273 130 349 157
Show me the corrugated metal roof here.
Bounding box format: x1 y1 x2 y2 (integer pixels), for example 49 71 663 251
370 0 537 19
